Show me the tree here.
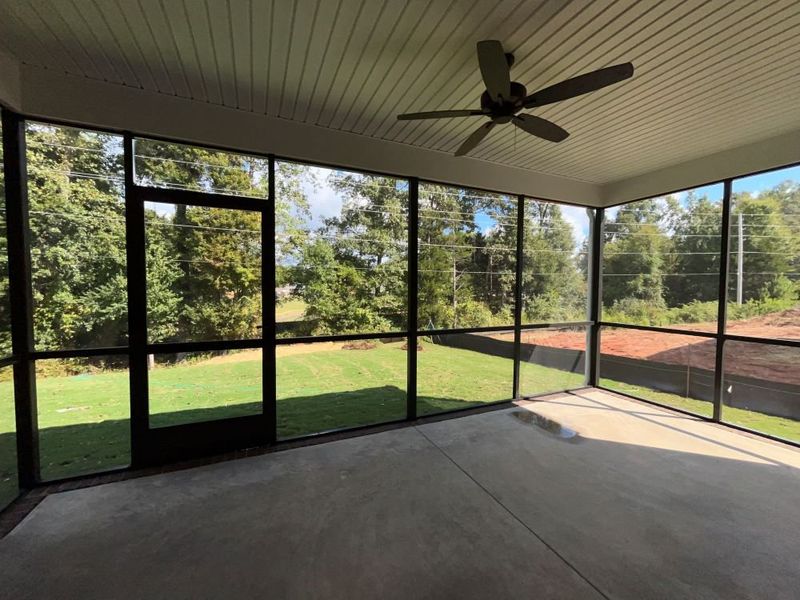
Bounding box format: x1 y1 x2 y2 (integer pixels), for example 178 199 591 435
665 194 722 306
729 192 797 303
293 171 406 333
26 124 128 350
521 202 584 321
602 199 672 311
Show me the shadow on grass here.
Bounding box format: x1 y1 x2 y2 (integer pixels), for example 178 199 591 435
0 386 499 494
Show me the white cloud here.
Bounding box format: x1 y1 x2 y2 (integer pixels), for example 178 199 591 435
303 167 345 227
559 205 591 247
144 201 175 217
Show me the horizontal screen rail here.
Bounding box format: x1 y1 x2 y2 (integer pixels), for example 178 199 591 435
418 325 513 336
722 334 800 348
131 185 266 212
520 321 592 330
147 339 263 354
276 331 407 345
30 346 130 360
599 322 718 338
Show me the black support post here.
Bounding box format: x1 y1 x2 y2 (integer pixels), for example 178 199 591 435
713 180 733 422
406 178 418 420
587 208 604 386
124 134 149 464
265 156 277 442
512 195 524 399
2 110 38 487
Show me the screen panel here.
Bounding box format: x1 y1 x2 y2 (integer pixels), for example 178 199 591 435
522 201 590 324
36 356 130 480
275 161 408 337
148 349 262 428
0 366 16 508
417 330 514 416
727 165 800 340
418 183 516 330
519 326 587 397
26 122 127 351
599 327 714 417
722 340 800 442
0 113 9 358
276 339 406 438
602 185 723 333
133 138 269 199
145 202 262 343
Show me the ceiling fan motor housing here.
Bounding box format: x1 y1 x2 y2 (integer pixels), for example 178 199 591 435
480 81 528 122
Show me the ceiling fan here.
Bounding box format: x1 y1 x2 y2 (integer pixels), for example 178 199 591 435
397 40 634 156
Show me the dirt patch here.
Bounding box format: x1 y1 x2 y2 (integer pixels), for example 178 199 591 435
199 349 263 365
341 341 377 350
485 309 800 385
400 342 424 351
277 342 340 357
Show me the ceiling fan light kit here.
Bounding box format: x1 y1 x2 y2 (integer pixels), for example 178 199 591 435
397 39 634 156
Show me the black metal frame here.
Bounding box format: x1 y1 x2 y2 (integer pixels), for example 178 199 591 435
0 101 798 503
586 208 604 386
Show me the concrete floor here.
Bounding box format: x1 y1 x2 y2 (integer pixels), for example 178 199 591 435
1 390 799 600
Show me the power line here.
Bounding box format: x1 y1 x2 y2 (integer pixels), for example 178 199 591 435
135 150 268 173
28 166 124 183
136 179 267 198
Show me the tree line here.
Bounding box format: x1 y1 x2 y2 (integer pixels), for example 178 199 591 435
603 185 800 324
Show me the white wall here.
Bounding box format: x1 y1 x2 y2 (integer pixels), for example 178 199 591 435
0 49 21 111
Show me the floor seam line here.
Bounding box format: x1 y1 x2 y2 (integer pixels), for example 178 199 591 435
413 425 612 600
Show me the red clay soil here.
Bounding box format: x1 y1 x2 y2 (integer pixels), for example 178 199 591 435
507 308 800 385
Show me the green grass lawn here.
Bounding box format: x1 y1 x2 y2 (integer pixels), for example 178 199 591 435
0 341 584 493
600 379 800 441
275 298 307 322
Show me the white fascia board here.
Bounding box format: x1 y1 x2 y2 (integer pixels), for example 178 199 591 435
601 129 800 206
19 65 602 207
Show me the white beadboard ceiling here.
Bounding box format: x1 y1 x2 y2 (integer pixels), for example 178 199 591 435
0 0 799 185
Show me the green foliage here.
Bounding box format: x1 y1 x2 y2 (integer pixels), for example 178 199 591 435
20 126 303 351
604 292 798 327
521 201 587 322
604 183 800 325
26 124 127 350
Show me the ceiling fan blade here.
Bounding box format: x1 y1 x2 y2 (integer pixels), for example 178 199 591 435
477 40 511 103
455 121 495 156
524 63 634 108
397 109 485 121
513 114 569 143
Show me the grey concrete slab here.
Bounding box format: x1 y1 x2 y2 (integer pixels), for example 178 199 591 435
418 390 800 600
0 427 601 600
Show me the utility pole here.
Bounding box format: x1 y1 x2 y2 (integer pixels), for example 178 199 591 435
452 255 457 328
736 212 743 304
